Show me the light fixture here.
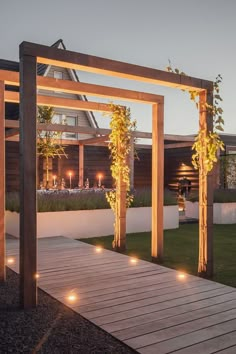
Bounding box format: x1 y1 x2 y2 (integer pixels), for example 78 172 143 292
130 257 138 264
97 173 103 188
178 272 186 280
53 175 57 187
67 293 77 303
67 171 73 189
35 273 40 279
7 257 14 265
95 246 103 253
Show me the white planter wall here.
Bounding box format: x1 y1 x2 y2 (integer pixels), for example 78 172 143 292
6 205 179 239
185 201 199 219
214 203 236 224
185 201 236 224
5 211 19 237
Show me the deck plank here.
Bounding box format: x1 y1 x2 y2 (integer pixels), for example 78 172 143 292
138 319 236 354
6 236 236 354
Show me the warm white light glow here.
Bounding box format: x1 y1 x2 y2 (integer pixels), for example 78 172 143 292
53 175 57 187
7 257 14 264
178 273 186 280
97 173 103 187
35 273 40 279
67 171 73 189
67 294 77 302
130 257 138 264
95 246 103 253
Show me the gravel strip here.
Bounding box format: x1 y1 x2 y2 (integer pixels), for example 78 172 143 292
0 268 137 353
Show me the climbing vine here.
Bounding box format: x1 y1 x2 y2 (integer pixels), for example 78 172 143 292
166 62 224 172
105 104 136 212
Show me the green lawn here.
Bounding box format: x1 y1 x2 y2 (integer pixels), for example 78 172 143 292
79 224 236 288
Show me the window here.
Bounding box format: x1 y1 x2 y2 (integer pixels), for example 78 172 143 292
53 71 63 93
63 116 77 140
53 71 63 79
53 114 62 124
52 114 77 140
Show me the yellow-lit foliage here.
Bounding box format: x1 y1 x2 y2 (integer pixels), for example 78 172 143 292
105 104 136 211
166 63 224 172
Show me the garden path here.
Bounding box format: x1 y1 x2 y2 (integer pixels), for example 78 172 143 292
6 236 236 354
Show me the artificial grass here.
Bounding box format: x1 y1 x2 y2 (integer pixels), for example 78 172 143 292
79 224 236 288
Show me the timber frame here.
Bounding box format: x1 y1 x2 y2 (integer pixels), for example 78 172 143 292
0 41 214 308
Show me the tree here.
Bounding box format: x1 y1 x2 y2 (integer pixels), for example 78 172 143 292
37 106 67 189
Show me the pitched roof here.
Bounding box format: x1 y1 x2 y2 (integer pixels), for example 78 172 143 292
0 39 99 128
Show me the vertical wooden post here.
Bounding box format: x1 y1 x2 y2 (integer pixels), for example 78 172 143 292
0 81 5 282
113 136 126 252
129 136 134 190
115 167 126 252
152 102 164 262
19 50 37 308
79 145 84 187
198 89 214 278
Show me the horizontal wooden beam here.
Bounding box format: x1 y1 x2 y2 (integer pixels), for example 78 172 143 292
164 142 193 149
164 134 195 142
0 70 19 86
5 119 152 140
5 120 19 129
5 134 81 145
0 70 163 104
20 41 213 91
37 77 162 104
135 144 152 150
80 135 109 145
5 120 195 143
5 91 112 113
134 131 152 139
5 119 110 135
5 132 194 150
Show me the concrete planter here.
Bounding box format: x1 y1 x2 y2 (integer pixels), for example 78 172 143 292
185 201 236 224
214 203 236 224
6 205 179 239
185 201 199 220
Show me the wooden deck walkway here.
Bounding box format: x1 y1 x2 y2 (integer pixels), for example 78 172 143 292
6 236 236 354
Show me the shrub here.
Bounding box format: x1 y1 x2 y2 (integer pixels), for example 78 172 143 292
5 188 177 213
188 189 236 203
214 189 236 203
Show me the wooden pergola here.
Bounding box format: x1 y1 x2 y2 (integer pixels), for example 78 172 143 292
0 41 214 308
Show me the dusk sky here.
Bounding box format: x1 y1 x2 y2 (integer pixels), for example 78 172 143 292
1 0 235 137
